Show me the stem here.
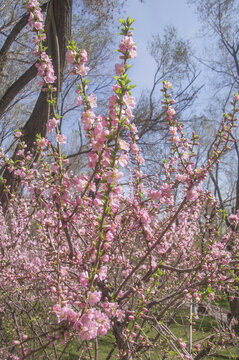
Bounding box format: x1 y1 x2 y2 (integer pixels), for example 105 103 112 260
114 194 189 299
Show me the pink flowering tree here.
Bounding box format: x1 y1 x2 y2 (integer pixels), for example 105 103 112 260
0 2 239 360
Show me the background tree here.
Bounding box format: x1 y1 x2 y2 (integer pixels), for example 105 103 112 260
132 26 202 178
186 0 239 209
0 0 127 205
187 0 239 343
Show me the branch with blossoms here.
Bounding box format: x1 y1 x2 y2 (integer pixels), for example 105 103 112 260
1 5 239 360
25 0 57 96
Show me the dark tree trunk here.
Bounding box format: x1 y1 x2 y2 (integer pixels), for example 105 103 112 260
0 0 73 206
20 0 73 149
0 3 48 76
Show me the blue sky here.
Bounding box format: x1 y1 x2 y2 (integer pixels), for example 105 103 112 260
123 0 201 96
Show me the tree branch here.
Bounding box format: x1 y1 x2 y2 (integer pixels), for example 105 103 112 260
0 2 48 74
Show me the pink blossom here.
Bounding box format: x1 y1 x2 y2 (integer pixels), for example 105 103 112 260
46 117 59 133
75 63 90 76
209 292 215 300
88 93 97 108
130 123 138 134
53 304 78 323
106 231 114 242
178 338 187 350
120 36 135 52
92 133 107 151
129 45 137 58
109 94 119 107
186 188 198 201
229 212 239 224
88 152 99 168
125 107 134 120
36 62 47 76
93 197 103 207
33 45 39 56
33 21 43 30
80 49 88 62
107 169 123 184
77 318 98 340
80 271 88 287
86 290 101 306
169 126 177 135
56 134 67 144
76 95 83 106
13 340 20 345
26 0 40 9
118 152 128 167
44 70 56 84
136 152 145 164
164 81 172 89
172 134 180 143
131 143 138 154
115 63 125 75
101 150 111 166
112 84 120 92
37 137 48 148
66 49 77 64
102 254 109 262
15 131 22 138
119 35 137 57
176 173 188 182
195 344 201 352
61 306 78 323
35 8 43 21
51 163 59 172
41 52 50 62
99 266 107 280
119 139 130 151
167 106 176 118
81 110 95 130
123 92 135 109
77 309 110 340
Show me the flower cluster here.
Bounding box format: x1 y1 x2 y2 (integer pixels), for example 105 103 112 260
52 303 110 341
1 9 239 360
66 47 89 76
25 0 56 88
36 52 56 85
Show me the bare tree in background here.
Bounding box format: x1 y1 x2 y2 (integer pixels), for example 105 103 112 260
187 0 239 343
133 26 202 176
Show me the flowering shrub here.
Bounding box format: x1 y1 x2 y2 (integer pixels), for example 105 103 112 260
0 2 239 359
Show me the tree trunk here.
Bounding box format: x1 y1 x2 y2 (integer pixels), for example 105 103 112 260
0 0 73 207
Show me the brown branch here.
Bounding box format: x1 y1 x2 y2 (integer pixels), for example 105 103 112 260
0 62 37 118
0 2 48 74
114 195 189 299
0 0 73 207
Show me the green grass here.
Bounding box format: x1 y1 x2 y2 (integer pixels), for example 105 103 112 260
167 310 237 360
58 311 238 359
